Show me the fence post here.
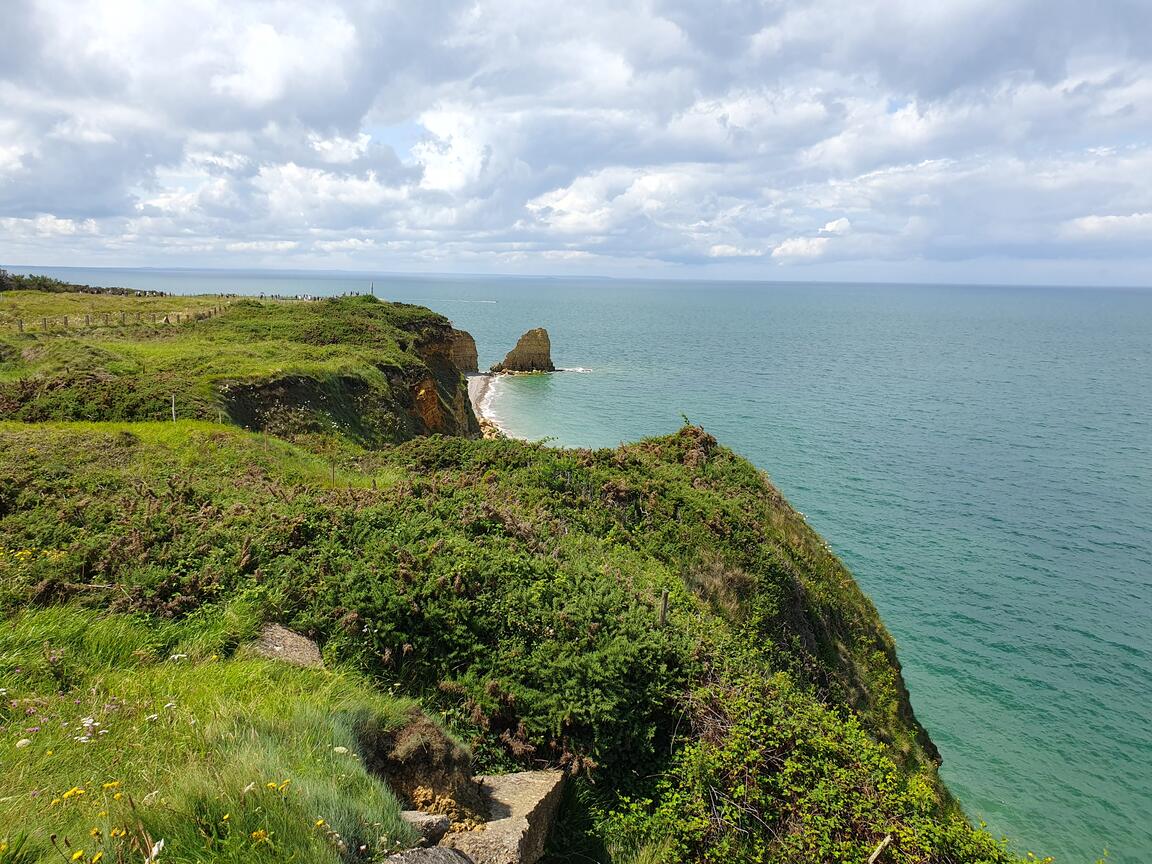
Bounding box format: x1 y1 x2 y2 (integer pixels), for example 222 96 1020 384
152 313 157 324
42 317 48 331
85 314 91 326
171 395 176 423
176 313 181 324
62 315 68 327
17 319 23 333
120 311 126 324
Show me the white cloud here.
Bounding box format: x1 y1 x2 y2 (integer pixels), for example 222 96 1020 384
1065 212 1152 237
0 0 1150 281
772 236 830 259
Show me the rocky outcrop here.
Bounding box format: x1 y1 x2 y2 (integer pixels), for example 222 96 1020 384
490 329 554 373
448 329 479 374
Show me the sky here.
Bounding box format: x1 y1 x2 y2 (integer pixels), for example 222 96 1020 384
1 0 1151 285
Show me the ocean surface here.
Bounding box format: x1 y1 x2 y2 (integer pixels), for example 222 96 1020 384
11 267 1152 863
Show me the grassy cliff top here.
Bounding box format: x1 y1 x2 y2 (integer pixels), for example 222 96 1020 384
0 292 475 444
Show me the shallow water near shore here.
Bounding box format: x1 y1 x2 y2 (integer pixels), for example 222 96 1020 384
15 267 1152 863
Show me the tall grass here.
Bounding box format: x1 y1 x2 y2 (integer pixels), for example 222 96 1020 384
0 607 419 863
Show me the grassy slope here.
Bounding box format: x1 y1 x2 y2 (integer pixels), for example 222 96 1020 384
0 292 473 444
0 605 421 863
0 420 1031 863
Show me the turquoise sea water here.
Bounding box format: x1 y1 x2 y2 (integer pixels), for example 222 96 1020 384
11 267 1152 863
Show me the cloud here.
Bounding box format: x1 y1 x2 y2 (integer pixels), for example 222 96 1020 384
0 0 1150 282
772 236 830 260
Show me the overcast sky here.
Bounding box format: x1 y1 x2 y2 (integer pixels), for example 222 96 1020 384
2 0 1151 284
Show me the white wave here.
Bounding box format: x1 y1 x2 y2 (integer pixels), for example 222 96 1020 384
560 367 593 373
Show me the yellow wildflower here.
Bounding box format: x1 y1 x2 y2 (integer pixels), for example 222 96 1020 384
90 827 101 838
50 798 61 807
102 781 120 789
93 853 104 864
315 818 325 827
71 851 84 861
113 792 123 801
222 813 230 821
251 829 269 842
277 779 290 793
265 782 278 790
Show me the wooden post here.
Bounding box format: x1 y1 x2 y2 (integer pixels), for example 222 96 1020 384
85 314 91 326
658 589 669 627
171 395 176 423
152 313 157 324
175 313 181 324
16 319 23 333
867 834 893 864
62 315 68 327
120 311 126 324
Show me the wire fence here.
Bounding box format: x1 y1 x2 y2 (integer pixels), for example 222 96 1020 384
7 304 232 333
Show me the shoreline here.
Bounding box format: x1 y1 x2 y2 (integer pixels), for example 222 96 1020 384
467 373 512 439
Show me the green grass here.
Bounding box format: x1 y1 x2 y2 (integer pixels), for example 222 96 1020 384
0 606 420 863
0 290 226 328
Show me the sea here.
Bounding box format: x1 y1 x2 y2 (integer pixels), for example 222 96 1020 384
9 267 1152 863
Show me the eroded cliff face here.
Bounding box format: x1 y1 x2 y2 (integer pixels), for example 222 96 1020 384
448 329 479 374
408 324 481 438
491 327 555 373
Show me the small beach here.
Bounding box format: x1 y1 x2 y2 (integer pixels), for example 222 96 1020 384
467 373 510 438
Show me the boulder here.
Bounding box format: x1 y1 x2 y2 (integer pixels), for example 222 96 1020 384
401 811 452 846
449 330 479 374
253 624 323 668
490 329 554 373
388 849 473 863
440 771 565 864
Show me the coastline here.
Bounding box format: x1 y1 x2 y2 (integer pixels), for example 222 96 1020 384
467 373 511 439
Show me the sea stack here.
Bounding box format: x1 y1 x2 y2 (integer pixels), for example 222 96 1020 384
491 327 555 373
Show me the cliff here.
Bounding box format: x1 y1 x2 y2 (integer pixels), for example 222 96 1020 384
0 292 479 444
0 290 1027 864
491 327 555 372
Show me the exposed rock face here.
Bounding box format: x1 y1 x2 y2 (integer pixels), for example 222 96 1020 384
448 329 479 374
490 328 554 373
440 771 565 864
